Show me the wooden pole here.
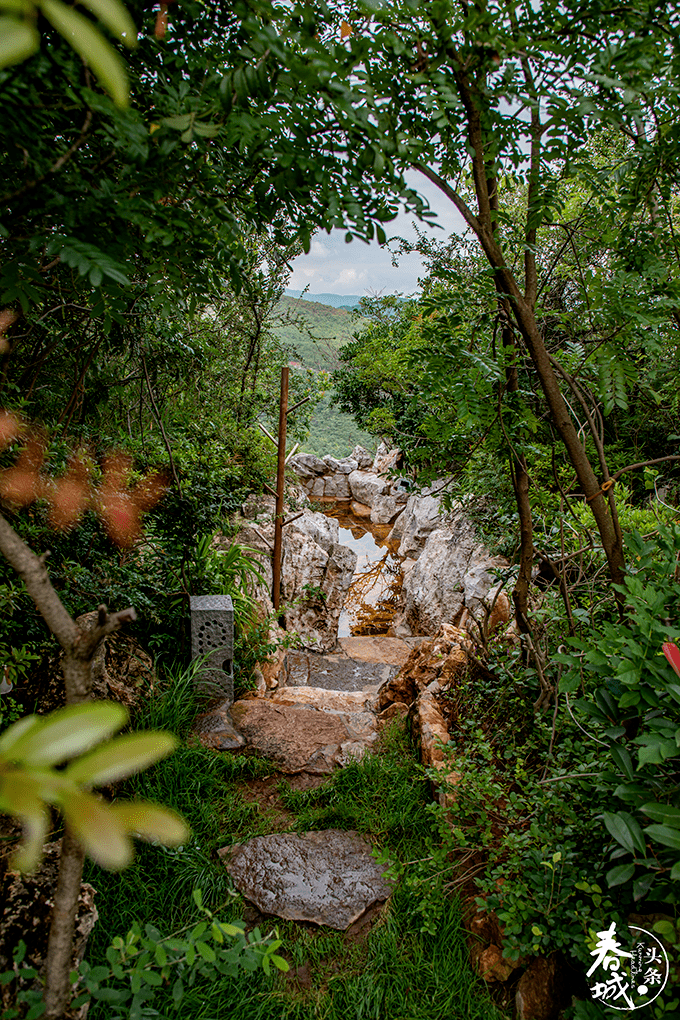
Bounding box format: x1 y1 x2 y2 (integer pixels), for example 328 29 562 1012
272 366 289 613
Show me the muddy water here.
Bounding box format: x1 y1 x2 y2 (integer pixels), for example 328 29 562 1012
322 503 404 638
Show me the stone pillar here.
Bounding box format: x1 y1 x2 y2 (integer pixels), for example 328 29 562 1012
189 594 234 703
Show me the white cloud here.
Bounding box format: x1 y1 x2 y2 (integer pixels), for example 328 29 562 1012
287 171 468 295
310 239 330 258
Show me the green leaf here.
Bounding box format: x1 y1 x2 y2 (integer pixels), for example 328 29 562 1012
192 888 204 910
271 955 289 972
65 731 177 786
606 863 635 887
109 802 189 845
640 803 680 828
610 743 635 781
5 702 127 767
61 788 133 869
41 0 130 107
141 968 163 986
196 940 216 963
77 0 137 47
0 16 39 68
652 920 676 944
644 824 680 850
603 811 646 855
162 114 192 130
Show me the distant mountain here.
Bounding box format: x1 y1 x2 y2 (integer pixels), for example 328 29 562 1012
284 289 363 309
274 296 360 371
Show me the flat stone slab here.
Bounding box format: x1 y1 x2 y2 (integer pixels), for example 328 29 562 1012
229 687 379 773
223 829 392 929
286 648 396 691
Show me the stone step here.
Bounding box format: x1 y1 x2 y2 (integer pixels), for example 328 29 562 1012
285 648 396 692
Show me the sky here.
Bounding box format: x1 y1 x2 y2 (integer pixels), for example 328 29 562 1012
287 170 467 297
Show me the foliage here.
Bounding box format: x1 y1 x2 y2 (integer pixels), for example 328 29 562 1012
0 0 136 107
558 525 680 905
0 700 187 872
70 888 287 1019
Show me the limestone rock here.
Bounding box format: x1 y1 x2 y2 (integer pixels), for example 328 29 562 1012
397 492 444 558
323 454 358 475
352 445 374 469
477 945 516 983
350 499 372 517
369 492 408 525
348 470 390 507
193 702 247 751
235 511 356 651
372 442 402 474
321 474 351 500
223 829 392 929
339 635 412 667
289 452 328 477
229 686 378 773
282 532 357 652
411 690 450 766
377 702 409 726
400 517 507 634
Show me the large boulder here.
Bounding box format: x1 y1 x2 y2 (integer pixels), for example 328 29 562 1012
323 454 358 475
233 511 356 651
282 515 357 651
373 444 402 474
396 491 445 558
288 452 328 477
352 445 374 469
348 470 391 507
399 515 507 634
320 474 351 500
229 686 378 773
369 492 408 525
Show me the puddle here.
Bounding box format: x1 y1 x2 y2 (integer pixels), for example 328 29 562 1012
322 503 404 638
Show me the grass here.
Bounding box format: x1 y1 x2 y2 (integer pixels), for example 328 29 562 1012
83 666 505 1020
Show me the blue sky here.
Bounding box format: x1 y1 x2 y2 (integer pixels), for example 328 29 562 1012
287 170 466 297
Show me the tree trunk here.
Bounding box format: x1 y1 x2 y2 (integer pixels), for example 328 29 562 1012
0 512 136 1018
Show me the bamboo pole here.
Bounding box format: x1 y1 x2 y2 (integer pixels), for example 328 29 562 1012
272 366 289 612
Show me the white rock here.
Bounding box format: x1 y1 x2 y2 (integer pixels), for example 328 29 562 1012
348 470 390 507
397 492 444 558
400 513 507 634
322 475 351 500
323 455 358 475
351 445 374 469
369 493 409 525
289 453 328 477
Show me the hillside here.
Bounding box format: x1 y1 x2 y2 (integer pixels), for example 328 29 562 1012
284 289 363 308
273 296 374 457
275 295 361 371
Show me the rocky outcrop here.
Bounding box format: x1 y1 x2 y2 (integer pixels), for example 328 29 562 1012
288 445 407 520
235 510 357 653
281 515 357 652
392 503 509 636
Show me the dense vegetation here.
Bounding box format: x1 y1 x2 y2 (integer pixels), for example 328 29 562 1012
0 0 679 1017
273 296 373 456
